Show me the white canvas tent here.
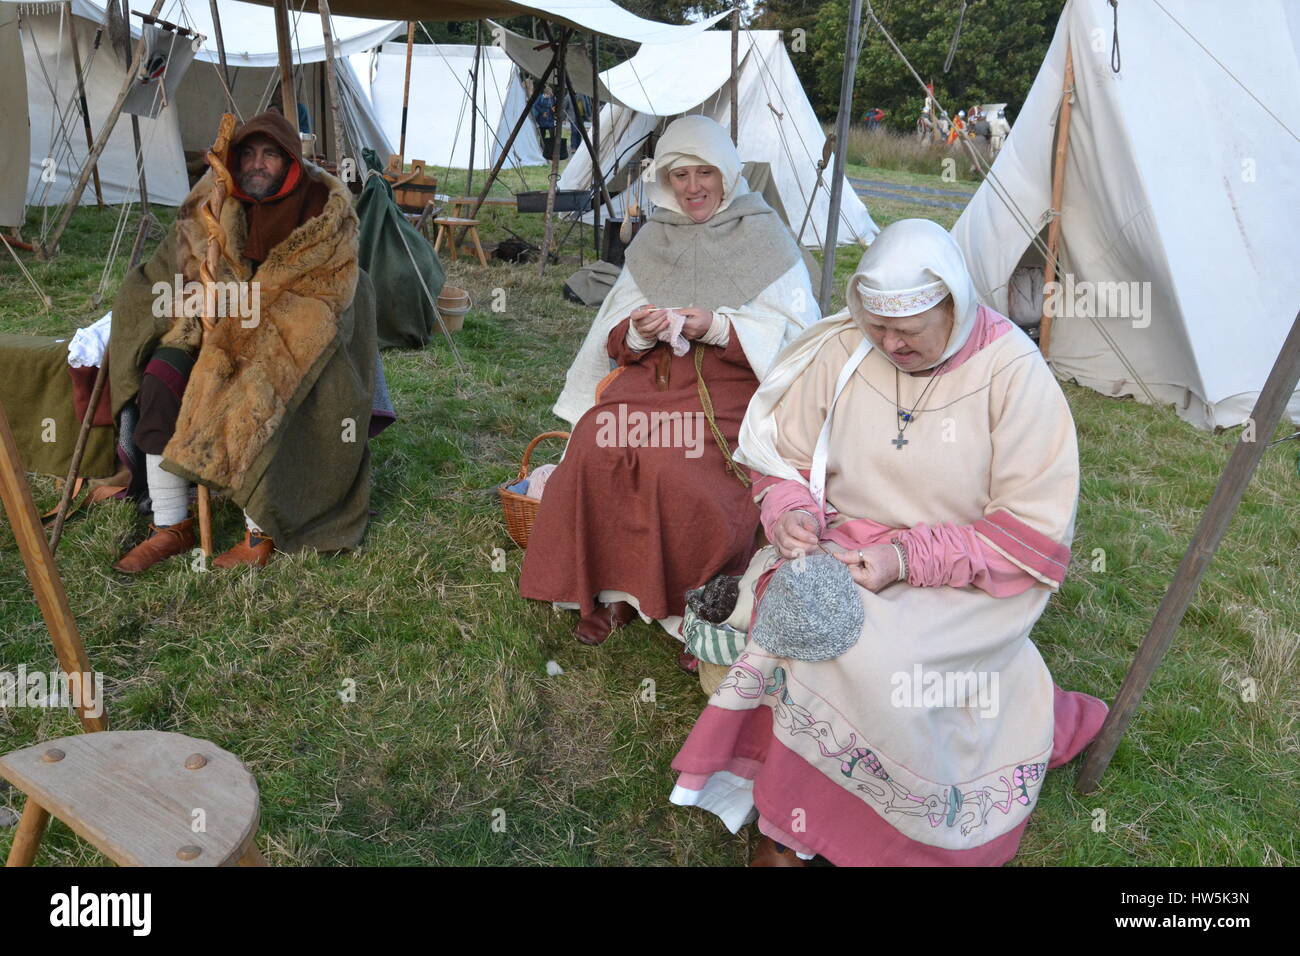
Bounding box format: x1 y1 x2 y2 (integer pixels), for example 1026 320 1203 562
350 42 545 171
556 29 878 250
6 0 401 213
952 0 1300 430
171 0 402 162
9 0 191 209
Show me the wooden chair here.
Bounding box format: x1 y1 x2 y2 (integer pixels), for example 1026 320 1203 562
2 730 265 867
432 217 489 267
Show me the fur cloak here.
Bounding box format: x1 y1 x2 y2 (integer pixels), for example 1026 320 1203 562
109 166 378 553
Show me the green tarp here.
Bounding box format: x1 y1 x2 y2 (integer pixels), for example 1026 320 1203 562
356 149 447 350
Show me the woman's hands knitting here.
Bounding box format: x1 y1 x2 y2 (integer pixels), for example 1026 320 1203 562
773 510 820 560
835 545 901 592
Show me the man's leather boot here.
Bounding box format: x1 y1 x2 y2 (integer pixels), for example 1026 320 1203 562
112 518 196 574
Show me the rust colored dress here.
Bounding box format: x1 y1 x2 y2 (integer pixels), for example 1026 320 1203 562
519 317 760 621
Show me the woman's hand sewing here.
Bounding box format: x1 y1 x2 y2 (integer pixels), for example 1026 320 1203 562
773 510 820 560
676 307 714 340
630 304 667 338
835 545 901 592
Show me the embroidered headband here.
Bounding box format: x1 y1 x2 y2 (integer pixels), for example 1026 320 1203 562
854 278 949 317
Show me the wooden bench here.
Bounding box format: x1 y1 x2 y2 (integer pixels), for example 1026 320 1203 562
432 217 489 268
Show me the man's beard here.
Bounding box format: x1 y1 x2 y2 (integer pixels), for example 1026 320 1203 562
238 168 287 200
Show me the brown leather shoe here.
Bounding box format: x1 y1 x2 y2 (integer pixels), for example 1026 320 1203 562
750 835 807 867
112 518 195 574
575 600 637 646
212 531 275 569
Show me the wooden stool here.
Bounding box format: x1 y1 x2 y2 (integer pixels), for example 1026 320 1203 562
1 730 264 867
432 217 489 267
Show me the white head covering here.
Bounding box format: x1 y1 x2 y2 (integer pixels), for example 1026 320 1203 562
646 114 748 217
845 218 980 370
735 219 983 488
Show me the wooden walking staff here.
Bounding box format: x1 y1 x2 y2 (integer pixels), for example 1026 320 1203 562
1075 308 1300 793
0 400 107 733
192 113 239 559
47 353 110 555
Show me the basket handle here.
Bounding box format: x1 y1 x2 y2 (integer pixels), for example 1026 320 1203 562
516 431 570 481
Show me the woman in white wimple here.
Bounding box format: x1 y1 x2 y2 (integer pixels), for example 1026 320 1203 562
519 116 816 669
671 219 1108 866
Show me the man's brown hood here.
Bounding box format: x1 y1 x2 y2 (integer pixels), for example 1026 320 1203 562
224 109 328 263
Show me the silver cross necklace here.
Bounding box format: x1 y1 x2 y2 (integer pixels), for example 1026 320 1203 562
892 360 949 449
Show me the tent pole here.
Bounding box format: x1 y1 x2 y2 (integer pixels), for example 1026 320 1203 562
817 0 864 313
63 2 105 208
467 21 482 195
207 0 231 96
0 400 108 732
459 54 557 244
38 0 165 260
564 76 614 220
1038 43 1075 359
126 114 152 268
591 33 601 256
399 21 414 161
538 29 569 276
1076 308 1300 793
316 0 350 167
272 0 296 131
730 7 739 145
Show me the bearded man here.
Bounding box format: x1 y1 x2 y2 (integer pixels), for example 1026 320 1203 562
108 110 381 572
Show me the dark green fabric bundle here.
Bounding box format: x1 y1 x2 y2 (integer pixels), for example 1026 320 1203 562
356 148 446 350
0 333 115 478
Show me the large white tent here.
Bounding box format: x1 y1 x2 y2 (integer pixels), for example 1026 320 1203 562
556 29 878 250
350 42 545 170
952 0 1300 430
6 0 401 212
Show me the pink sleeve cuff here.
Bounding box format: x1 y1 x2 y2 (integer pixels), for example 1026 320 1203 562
895 521 1040 597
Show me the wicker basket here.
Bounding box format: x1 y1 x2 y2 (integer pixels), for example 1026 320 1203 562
499 430 570 549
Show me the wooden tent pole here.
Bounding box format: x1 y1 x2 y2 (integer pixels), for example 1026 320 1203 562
63 2 104 208
272 0 296 130
1076 308 1300 793
817 0 864 313
1038 43 1074 358
316 0 350 165
0 400 107 733
591 33 601 256
39 0 165 259
459 53 557 243
729 7 739 145
126 114 152 269
467 20 482 195
538 29 569 276
399 21 414 160
564 76 614 220
207 0 235 112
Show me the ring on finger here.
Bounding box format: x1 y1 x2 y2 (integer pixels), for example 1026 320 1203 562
857 549 866 566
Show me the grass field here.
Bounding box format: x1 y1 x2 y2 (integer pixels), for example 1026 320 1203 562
0 155 1295 866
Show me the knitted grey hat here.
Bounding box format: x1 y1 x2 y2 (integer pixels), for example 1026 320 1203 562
750 554 863 662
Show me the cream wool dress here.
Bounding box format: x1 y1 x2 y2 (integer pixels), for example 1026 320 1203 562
672 312 1104 862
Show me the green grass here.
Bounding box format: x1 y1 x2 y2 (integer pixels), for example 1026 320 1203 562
0 158 1295 867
